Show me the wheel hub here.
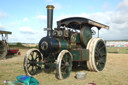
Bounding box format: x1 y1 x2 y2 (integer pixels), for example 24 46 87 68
65 62 69 67
29 60 37 66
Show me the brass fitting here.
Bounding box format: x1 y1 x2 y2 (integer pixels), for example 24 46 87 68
46 5 55 9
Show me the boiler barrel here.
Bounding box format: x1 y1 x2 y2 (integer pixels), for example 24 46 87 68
39 37 70 55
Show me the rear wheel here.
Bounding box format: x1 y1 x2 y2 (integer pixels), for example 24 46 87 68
24 48 43 76
56 50 72 79
87 38 107 72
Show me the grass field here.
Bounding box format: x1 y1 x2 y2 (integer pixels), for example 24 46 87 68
0 48 128 85
107 47 128 54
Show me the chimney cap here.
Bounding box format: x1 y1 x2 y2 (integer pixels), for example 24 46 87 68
46 5 55 9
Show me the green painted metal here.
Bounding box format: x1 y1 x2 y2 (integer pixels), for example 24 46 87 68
81 50 89 60
70 33 80 48
70 50 81 61
70 49 89 61
59 38 70 50
75 34 80 43
94 39 106 71
70 33 80 43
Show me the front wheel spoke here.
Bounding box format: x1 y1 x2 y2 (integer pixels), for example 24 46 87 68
35 56 39 60
61 62 65 66
30 52 34 57
27 61 30 64
62 71 66 76
63 57 66 62
67 56 70 62
35 53 39 60
62 59 66 64
28 58 31 61
31 55 34 60
27 64 31 69
62 68 67 74
32 66 34 71
61 65 65 70
35 64 41 68
64 54 67 62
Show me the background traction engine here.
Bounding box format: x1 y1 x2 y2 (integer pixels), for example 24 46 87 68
23 5 109 79
0 31 11 60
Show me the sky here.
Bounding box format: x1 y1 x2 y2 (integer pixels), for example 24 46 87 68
0 0 128 43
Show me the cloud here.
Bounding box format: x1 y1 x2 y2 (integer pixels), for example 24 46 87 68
111 12 127 24
118 0 128 8
7 17 30 27
17 28 46 43
8 34 20 42
0 23 5 30
37 15 47 22
7 0 128 43
0 11 8 19
52 0 128 40
117 0 128 13
111 0 128 24
53 3 62 10
19 27 35 34
88 6 94 11
102 2 111 11
23 17 28 21
45 0 53 3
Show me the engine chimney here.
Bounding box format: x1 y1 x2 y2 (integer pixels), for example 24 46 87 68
46 5 54 37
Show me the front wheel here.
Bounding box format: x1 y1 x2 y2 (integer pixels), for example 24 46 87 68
56 50 73 80
23 48 43 76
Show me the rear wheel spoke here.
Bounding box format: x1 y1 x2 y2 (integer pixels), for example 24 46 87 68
95 40 106 71
99 45 105 51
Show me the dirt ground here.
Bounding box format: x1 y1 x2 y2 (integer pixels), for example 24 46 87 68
0 48 128 85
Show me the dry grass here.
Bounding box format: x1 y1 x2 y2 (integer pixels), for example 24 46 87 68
0 49 128 85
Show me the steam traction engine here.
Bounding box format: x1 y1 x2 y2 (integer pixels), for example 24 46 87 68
23 5 109 79
0 31 11 60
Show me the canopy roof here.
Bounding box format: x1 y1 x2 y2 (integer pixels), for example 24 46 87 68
57 17 109 30
0 31 12 34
